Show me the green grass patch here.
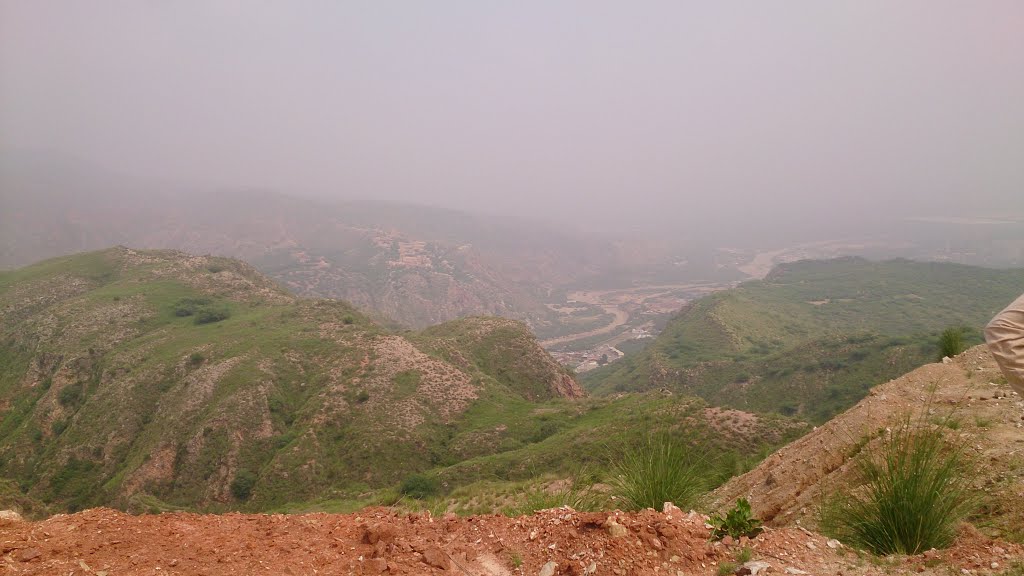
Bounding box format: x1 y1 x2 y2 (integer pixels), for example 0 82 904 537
609 434 708 511
820 416 976 555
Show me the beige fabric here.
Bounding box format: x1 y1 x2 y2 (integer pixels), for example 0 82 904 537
985 293 1024 396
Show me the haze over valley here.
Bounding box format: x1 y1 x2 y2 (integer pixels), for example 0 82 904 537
2 2 1024 574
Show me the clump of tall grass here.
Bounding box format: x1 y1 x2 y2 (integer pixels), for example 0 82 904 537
820 416 975 555
503 480 603 516
609 434 707 511
937 327 966 360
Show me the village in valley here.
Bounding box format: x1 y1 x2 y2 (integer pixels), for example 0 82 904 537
543 282 729 373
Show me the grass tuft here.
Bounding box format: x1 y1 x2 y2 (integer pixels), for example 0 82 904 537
503 472 603 516
609 434 707 511
820 416 975 555
937 327 966 360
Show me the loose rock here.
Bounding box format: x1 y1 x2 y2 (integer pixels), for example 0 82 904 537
421 546 450 570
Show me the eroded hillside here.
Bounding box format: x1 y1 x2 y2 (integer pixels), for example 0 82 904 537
711 345 1024 542
0 248 583 511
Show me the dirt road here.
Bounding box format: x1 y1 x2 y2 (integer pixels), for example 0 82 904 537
540 283 724 349
539 305 629 347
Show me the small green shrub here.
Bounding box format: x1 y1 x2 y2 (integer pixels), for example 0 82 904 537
58 383 83 407
172 297 211 317
937 327 965 360
717 562 738 576
172 298 229 324
504 472 603 515
609 434 707 511
820 417 975 555
230 469 257 500
194 307 230 325
399 473 439 499
188 352 205 366
710 498 763 540
51 419 69 436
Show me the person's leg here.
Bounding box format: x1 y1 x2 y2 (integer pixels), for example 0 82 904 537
985 293 1024 396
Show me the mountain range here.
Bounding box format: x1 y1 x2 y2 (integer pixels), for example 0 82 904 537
0 152 747 334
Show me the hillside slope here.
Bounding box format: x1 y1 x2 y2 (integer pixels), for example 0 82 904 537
1 348 1022 575
585 257 1024 422
0 248 583 511
710 344 1024 542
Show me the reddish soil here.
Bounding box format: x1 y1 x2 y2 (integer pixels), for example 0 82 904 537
0 504 1019 576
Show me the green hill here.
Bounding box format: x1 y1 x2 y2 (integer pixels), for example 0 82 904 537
584 257 1024 422
0 247 800 515
0 248 588 510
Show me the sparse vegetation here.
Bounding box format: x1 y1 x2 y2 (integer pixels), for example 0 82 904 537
609 434 707 511
717 561 738 576
710 498 763 540
173 297 230 324
230 470 257 501
58 383 84 407
399 473 440 500
937 327 967 360
820 416 976 555
172 297 212 317
194 307 230 325
586 258 1018 422
51 419 69 436
502 471 603 515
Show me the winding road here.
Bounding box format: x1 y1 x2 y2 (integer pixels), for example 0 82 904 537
539 282 725 349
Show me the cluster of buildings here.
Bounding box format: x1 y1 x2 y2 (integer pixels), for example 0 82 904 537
551 345 626 374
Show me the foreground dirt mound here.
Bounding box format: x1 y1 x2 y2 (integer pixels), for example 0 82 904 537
0 504 1019 575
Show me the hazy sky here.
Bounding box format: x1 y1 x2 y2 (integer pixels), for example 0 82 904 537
2 2 1023 231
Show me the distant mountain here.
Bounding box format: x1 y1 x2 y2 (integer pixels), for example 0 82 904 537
584 257 1024 422
0 154 576 329
0 152 746 330
0 248 581 511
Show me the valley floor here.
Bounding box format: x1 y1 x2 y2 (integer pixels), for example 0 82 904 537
0 505 1018 575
